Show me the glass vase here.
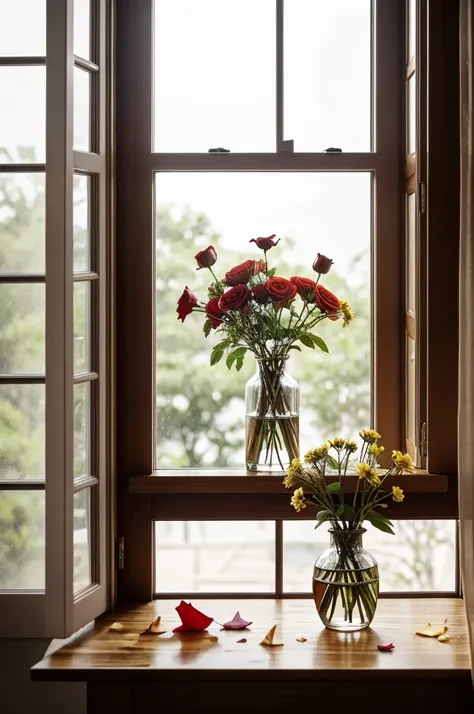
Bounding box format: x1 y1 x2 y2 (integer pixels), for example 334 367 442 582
245 357 300 472
313 528 379 632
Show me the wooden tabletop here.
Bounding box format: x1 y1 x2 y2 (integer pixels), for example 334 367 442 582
31 598 470 682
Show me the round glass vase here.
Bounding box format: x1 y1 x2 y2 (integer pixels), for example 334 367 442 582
245 356 300 472
312 528 379 632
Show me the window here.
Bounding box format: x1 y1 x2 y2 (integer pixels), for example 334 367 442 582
0 0 112 638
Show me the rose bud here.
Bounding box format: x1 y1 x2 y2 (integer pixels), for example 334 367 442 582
206 297 225 328
254 259 266 275
195 245 217 270
315 284 340 320
223 259 256 286
252 283 270 304
249 234 281 251
266 276 297 308
290 276 317 303
176 286 198 322
312 253 333 275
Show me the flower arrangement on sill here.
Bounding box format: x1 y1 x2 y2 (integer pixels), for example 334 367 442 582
284 430 414 631
176 235 353 471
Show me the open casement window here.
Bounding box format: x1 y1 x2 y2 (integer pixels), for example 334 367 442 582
0 0 112 638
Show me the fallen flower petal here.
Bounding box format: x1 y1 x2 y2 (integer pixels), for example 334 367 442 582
172 601 214 632
205 634 219 643
141 616 167 635
416 620 448 638
437 634 451 643
296 637 307 643
237 638 247 644
222 611 253 630
260 624 284 647
377 642 395 652
109 622 126 632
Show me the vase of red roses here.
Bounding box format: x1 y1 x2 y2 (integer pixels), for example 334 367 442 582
177 235 354 472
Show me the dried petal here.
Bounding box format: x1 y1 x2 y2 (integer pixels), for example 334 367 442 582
296 637 307 643
260 624 284 647
141 616 167 636
416 620 448 638
437 634 450 643
172 601 214 632
237 638 247 644
377 642 395 652
222 611 253 630
205 634 219 643
109 622 126 632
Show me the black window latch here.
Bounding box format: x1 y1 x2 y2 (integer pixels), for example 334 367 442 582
323 147 342 153
208 147 230 153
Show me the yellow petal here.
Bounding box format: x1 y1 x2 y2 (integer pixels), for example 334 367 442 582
296 636 307 643
260 624 284 647
205 634 219 642
109 622 126 631
437 634 450 643
415 620 448 638
141 616 167 635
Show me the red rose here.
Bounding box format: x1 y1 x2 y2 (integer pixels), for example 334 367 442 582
224 260 255 286
290 276 317 302
195 245 217 270
177 286 198 322
252 283 270 304
206 297 225 328
266 276 297 307
315 284 340 320
249 234 280 251
312 253 333 275
218 284 251 312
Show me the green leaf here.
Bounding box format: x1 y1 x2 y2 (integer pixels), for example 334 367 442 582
289 345 302 352
366 510 394 528
365 518 395 535
267 268 277 278
374 503 388 509
314 509 333 530
308 334 329 353
336 504 355 522
210 346 225 366
203 319 212 337
326 454 339 470
235 356 244 372
226 346 247 370
327 481 341 494
299 334 315 349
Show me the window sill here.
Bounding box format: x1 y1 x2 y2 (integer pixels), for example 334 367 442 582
129 470 449 495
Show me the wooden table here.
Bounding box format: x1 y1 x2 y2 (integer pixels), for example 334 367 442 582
32 599 473 713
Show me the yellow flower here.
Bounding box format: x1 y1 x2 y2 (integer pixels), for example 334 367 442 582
283 458 301 488
304 444 330 464
359 429 382 444
339 299 354 327
369 443 385 458
357 462 377 482
369 474 382 487
291 487 307 512
330 437 346 449
392 450 415 472
345 440 358 454
392 486 405 502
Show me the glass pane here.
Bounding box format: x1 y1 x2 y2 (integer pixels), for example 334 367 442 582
74 0 91 60
0 173 45 274
155 521 275 593
0 0 46 56
0 384 45 480
74 67 91 152
283 520 457 593
407 193 416 315
74 381 91 479
284 0 371 152
408 0 416 61
74 487 92 592
406 334 416 446
0 67 45 163
0 284 44 373
155 173 371 467
74 281 91 374
0 490 44 589
408 75 416 154
74 174 91 272
154 0 275 152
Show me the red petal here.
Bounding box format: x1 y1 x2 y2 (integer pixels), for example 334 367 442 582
222 611 253 630
172 601 214 632
237 638 247 643
377 642 395 652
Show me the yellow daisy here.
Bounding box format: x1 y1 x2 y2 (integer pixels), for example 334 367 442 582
339 299 354 327
392 450 415 472
283 458 302 488
291 487 307 512
357 462 377 482
369 443 385 458
345 440 358 454
330 437 346 449
359 429 382 444
392 486 405 502
304 444 330 464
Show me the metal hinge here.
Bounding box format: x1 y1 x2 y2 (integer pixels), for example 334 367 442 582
419 181 426 214
116 537 125 570
420 422 427 458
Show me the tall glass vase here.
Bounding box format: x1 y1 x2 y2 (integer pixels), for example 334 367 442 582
245 357 300 472
313 528 379 632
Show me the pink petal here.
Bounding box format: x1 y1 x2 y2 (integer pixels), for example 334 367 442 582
221 611 253 630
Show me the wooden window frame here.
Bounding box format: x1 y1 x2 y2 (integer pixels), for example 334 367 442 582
116 0 459 603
